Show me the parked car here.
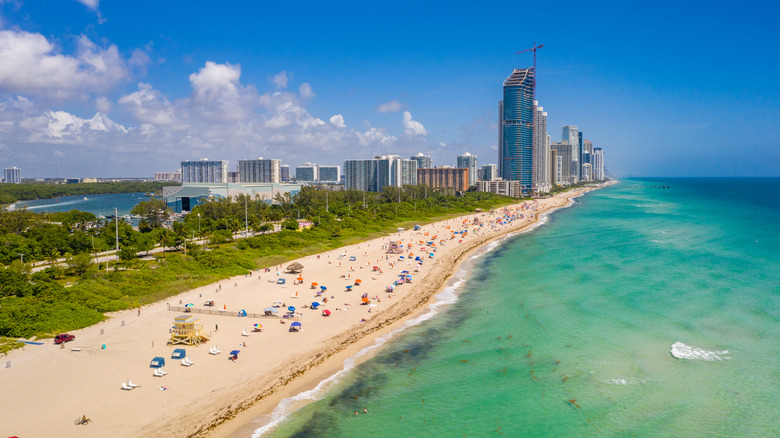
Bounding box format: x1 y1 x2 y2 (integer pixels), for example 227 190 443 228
54 334 75 344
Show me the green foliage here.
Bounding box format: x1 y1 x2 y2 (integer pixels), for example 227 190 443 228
282 218 299 230
131 198 172 230
0 181 180 203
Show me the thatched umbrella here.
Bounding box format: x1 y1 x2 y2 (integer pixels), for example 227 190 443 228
287 262 304 273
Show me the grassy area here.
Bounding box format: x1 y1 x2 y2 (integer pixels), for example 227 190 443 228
0 337 24 356
1 191 520 341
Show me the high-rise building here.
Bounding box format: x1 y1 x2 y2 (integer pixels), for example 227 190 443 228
295 163 319 183
582 163 592 181
154 171 182 182
479 164 498 181
344 160 377 191
457 152 478 187
280 165 291 182
593 147 605 180
3 167 21 183
410 152 433 170
319 166 340 183
238 158 281 183
499 68 535 194
418 168 469 192
344 155 416 191
549 149 559 185
550 142 573 184
561 125 580 183
181 159 228 183
532 101 551 193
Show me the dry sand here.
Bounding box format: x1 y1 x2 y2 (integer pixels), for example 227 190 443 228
0 187 601 438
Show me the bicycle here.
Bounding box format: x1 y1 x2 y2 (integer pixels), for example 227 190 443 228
74 416 92 425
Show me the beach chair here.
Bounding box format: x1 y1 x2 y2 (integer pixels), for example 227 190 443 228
153 369 164 377
127 379 140 388
121 382 134 390
182 358 194 366
241 330 251 337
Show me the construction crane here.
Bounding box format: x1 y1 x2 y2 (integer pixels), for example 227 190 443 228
515 42 543 195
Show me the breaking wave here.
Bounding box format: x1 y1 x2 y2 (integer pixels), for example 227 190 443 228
670 342 730 361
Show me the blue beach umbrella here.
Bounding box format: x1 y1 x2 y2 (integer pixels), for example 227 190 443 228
320 286 327 291
311 302 320 309
291 322 302 328
288 306 296 312
230 350 240 356
184 303 194 308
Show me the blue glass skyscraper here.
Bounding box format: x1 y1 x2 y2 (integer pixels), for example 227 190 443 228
499 68 535 194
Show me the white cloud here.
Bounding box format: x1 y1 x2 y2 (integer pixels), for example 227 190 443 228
119 82 176 125
402 111 427 136
439 141 446 147
95 96 112 113
329 114 346 128
272 70 288 89
0 30 132 99
77 0 100 11
188 61 256 122
376 99 403 113
299 82 315 98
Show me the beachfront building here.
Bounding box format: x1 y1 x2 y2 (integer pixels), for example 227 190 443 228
344 159 377 191
499 68 535 195
479 164 498 182
533 102 551 194
477 180 523 197
162 182 302 212
551 142 574 185
549 149 560 185
281 165 291 182
582 163 592 182
3 167 21 184
410 152 433 170
181 159 228 183
561 125 580 183
345 155 417 192
418 167 469 192
457 153 478 187
238 158 281 184
593 147 605 180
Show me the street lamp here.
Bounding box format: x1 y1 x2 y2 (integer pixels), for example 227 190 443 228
197 213 201 236
20 253 24 263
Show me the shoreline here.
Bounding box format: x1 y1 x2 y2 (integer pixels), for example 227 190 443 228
208 185 603 438
0 184 607 438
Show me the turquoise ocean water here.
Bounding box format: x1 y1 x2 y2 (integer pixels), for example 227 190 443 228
259 178 779 437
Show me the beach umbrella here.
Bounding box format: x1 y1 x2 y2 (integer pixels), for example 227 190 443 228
288 306 296 312
184 303 194 308
311 302 320 309
320 286 327 291
354 279 362 284
297 276 303 281
291 322 302 328
264 307 279 313
346 285 352 291
253 323 262 328
287 262 304 273
230 350 241 356
361 297 370 303
311 282 318 287
323 309 331 316
400 270 409 274
362 293 368 298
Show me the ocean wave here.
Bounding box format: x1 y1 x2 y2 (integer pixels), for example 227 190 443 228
603 377 644 385
670 342 729 361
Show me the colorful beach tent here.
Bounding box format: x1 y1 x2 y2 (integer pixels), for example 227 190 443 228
238 309 247 317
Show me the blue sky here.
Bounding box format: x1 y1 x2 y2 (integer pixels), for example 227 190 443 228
0 0 778 178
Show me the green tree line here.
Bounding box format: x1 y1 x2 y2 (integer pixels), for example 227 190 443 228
0 181 180 204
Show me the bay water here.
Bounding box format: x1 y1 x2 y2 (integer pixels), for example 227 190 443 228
260 178 780 437
14 192 148 217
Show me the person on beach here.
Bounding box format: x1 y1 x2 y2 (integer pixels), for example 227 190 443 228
363 408 367 413
215 324 218 331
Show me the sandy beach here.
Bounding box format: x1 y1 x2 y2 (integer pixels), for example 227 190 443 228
0 186 602 438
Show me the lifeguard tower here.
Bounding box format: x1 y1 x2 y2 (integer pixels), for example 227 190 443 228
170 314 209 346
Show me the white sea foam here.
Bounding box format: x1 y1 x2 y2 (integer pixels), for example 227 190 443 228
603 377 644 385
670 342 730 361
